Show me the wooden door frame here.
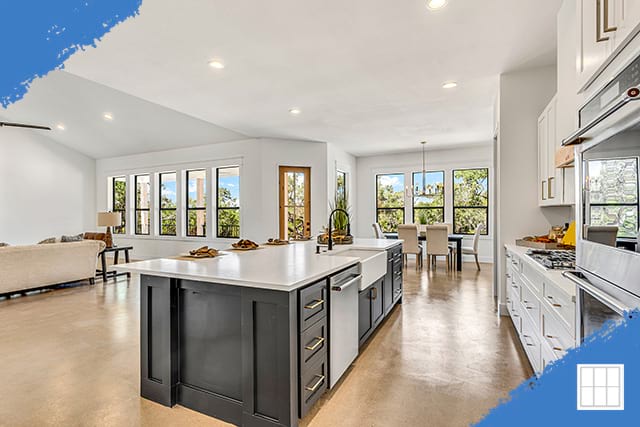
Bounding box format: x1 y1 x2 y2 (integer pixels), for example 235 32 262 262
279 166 311 240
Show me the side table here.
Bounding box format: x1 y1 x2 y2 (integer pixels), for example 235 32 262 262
97 246 133 282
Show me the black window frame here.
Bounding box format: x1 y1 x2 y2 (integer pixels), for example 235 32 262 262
159 172 177 236
185 169 207 238
412 170 445 225
216 166 241 239
111 176 126 235
452 168 489 236
375 173 405 234
134 174 151 235
587 157 639 239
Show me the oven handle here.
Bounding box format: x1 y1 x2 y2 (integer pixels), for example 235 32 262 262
562 87 640 146
562 271 628 315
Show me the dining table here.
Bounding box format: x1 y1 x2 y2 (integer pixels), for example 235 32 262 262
384 232 465 271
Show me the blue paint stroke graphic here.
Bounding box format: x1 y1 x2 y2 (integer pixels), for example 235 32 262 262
0 0 142 108
476 310 640 426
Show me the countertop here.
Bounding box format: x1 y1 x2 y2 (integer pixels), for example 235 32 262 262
505 244 576 298
115 239 401 292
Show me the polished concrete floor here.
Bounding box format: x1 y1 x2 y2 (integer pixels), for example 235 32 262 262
0 261 531 427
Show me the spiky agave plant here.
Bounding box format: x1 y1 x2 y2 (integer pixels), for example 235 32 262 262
330 189 351 235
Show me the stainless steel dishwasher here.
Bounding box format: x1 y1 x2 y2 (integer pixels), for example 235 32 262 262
328 264 361 388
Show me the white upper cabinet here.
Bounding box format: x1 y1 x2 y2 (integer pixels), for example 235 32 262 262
577 0 640 93
577 0 615 92
537 96 575 207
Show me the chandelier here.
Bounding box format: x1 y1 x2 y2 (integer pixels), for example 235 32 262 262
412 141 440 198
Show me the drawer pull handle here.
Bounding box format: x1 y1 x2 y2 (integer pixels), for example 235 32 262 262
546 334 555 339
305 336 325 351
552 303 562 308
305 374 326 392
304 299 324 310
553 346 563 352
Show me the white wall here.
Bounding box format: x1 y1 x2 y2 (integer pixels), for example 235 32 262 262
495 66 574 314
0 128 96 245
327 143 357 231
355 144 495 263
95 138 328 259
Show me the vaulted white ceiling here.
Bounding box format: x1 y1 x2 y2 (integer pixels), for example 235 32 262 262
3 0 562 158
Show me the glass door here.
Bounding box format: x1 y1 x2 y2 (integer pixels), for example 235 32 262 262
279 166 311 240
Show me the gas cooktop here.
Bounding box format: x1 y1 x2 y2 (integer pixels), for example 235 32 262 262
526 249 576 270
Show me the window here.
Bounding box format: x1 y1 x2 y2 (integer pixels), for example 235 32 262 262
280 166 311 240
336 170 347 204
159 172 177 236
453 168 488 235
217 167 240 238
412 171 444 225
111 176 126 234
186 169 207 237
376 173 405 233
588 158 639 238
135 175 150 235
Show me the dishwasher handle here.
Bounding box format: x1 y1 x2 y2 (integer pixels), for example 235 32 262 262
331 275 362 292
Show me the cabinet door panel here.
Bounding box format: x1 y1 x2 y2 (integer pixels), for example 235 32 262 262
372 279 384 326
578 0 612 91
358 289 372 341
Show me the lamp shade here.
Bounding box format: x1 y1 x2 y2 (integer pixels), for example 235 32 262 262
97 212 122 227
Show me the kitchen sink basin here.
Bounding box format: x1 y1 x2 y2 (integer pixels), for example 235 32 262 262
325 249 387 290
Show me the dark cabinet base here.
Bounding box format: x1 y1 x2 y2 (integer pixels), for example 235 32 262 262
358 245 404 347
140 275 299 427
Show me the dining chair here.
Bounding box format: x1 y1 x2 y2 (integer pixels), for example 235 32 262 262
425 225 450 271
372 223 386 239
398 224 423 271
584 225 618 247
436 222 456 270
462 224 484 271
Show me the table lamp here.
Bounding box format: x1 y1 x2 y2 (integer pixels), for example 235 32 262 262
97 212 122 248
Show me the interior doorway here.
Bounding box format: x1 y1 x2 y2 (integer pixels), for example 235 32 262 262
279 166 311 240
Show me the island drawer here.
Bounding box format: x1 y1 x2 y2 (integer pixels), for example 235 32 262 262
300 358 328 417
300 317 327 370
299 279 328 331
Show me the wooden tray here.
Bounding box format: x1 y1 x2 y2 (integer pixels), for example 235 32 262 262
515 239 560 249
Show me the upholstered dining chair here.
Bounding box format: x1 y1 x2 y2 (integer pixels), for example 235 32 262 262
398 224 423 271
425 225 450 271
462 224 484 271
372 223 386 239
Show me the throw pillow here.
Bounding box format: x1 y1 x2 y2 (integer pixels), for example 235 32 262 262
38 237 57 244
61 233 84 243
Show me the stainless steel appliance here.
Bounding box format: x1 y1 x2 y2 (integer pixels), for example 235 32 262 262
527 249 576 270
328 265 361 388
562 52 640 343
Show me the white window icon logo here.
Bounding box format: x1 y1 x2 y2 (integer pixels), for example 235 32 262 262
577 364 624 410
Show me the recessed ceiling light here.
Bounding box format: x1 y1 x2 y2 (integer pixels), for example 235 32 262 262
442 81 457 89
56 123 66 131
427 0 447 10
289 108 301 115
103 112 114 121
208 59 225 69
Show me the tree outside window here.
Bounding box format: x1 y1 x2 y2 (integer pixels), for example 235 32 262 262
159 172 177 236
186 169 207 237
376 174 405 233
453 168 488 235
135 175 150 235
217 167 240 238
412 171 444 225
112 176 126 234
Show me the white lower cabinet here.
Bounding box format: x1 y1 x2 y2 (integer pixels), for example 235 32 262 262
504 247 576 375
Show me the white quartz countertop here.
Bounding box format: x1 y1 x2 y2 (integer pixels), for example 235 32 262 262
115 239 400 291
505 244 576 298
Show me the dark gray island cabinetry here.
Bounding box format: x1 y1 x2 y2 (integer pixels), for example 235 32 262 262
140 275 301 426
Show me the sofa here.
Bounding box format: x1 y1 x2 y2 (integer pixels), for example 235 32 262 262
0 240 105 297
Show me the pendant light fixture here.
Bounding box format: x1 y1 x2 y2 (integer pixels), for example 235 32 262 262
413 141 439 198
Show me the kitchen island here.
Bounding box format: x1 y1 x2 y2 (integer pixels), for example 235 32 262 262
115 239 403 427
